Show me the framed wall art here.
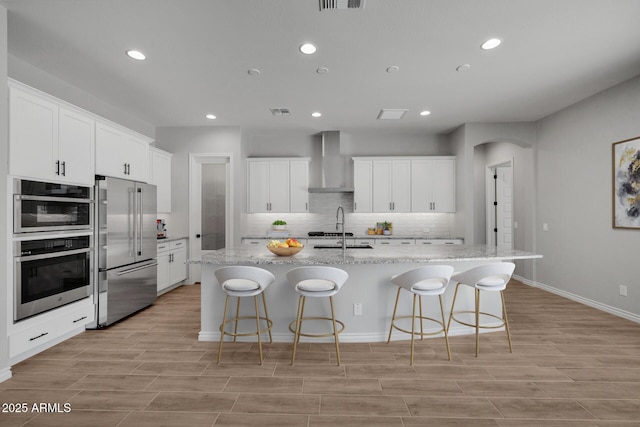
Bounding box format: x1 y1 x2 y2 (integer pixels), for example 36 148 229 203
613 136 640 229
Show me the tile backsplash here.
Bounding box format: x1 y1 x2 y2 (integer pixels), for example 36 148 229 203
242 192 457 238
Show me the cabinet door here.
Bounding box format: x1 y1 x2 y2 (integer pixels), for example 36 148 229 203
248 161 270 213
372 160 393 212
125 135 150 183
431 159 455 212
96 123 127 178
353 160 373 212
391 160 411 212
410 159 431 212
289 160 309 213
156 251 171 293
267 161 290 212
58 108 95 186
9 87 58 180
150 149 172 213
170 248 188 284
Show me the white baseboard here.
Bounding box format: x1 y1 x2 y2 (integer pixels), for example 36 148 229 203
513 275 640 325
0 367 12 384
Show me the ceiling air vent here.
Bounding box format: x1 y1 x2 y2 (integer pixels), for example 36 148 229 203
270 108 291 116
319 0 365 11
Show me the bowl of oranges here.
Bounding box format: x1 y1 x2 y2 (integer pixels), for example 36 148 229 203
267 238 304 256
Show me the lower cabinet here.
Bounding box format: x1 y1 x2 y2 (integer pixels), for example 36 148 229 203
157 239 188 294
8 298 94 362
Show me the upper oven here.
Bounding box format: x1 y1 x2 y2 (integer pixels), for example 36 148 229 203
14 179 93 234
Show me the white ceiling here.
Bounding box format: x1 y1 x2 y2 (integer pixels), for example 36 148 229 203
2 0 640 135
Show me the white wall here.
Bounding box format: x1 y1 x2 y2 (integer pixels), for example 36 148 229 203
1 5 11 381
536 74 640 318
154 126 243 242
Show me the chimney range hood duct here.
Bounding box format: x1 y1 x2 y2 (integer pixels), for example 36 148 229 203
308 131 354 193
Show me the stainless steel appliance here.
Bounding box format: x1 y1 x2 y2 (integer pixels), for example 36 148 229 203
13 179 93 234
14 235 93 321
92 176 157 327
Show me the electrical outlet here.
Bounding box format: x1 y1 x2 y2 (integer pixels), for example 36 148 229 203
353 303 362 316
620 285 628 297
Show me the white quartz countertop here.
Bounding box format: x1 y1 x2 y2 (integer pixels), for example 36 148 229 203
242 235 464 240
157 236 189 243
190 244 541 265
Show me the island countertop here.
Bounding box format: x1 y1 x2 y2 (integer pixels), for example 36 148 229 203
190 244 542 265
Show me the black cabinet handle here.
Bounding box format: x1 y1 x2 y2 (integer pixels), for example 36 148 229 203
29 332 49 341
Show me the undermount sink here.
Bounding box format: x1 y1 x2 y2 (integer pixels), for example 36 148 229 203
313 245 374 249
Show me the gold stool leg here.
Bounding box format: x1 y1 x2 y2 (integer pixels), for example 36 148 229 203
254 295 264 365
419 295 424 340
217 295 230 364
261 293 273 343
410 294 417 366
475 288 480 357
233 297 241 343
387 287 402 343
439 294 451 361
329 296 341 366
501 290 513 353
446 283 461 333
291 295 304 365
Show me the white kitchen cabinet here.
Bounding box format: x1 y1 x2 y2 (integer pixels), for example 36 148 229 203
353 160 373 212
376 239 415 246
247 158 309 213
411 158 456 212
149 147 172 213
416 239 463 245
372 159 411 213
157 239 188 294
96 122 150 182
9 84 95 186
8 298 94 362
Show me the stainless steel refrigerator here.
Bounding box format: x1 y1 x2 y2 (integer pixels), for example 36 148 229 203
91 176 157 327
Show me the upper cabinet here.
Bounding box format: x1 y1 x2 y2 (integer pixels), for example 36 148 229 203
9 84 95 186
149 147 173 213
353 156 456 213
247 158 310 213
95 122 150 182
411 158 456 213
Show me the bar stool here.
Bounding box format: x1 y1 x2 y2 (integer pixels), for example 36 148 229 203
287 266 348 366
387 265 455 365
214 266 275 365
446 262 515 357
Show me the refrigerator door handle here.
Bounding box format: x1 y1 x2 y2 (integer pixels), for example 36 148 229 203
115 262 158 276
137 187 143 256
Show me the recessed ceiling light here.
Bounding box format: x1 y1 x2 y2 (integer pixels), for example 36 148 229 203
299 43 317 55
311 112 322 118
316 67 329 74
456 64 471 72
481 38 502 50
386 65 400 73
126 50 146 60
205 114 216 120
248 68 261 76
419 110 431 116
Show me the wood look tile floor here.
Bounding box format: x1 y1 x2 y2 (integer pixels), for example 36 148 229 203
2 280 640 426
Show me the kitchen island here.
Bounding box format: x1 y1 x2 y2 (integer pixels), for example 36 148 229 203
192 245 542 343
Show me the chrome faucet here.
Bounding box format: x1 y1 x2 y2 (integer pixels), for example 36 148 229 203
336 206 346 250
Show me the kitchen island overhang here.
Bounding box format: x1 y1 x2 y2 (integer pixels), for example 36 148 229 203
191 245 542 343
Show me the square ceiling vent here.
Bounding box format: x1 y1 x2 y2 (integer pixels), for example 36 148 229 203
270 108 291 116
377 109 408 120
319 0 365 11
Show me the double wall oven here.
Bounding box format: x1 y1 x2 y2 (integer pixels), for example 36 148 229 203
13 179 94 322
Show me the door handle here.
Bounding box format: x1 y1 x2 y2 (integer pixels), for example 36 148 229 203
61 161 66 176
55 160 60 175
196 234 201 238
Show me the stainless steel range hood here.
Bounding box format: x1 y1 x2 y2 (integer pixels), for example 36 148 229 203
308 131 354 193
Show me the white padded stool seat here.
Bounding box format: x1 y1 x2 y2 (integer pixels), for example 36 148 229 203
387 265 454 365
214 266 275 365
447 262 515 357
222 278 260 292
287 266 348 366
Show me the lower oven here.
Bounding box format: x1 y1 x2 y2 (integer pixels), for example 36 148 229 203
14 235 93 322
